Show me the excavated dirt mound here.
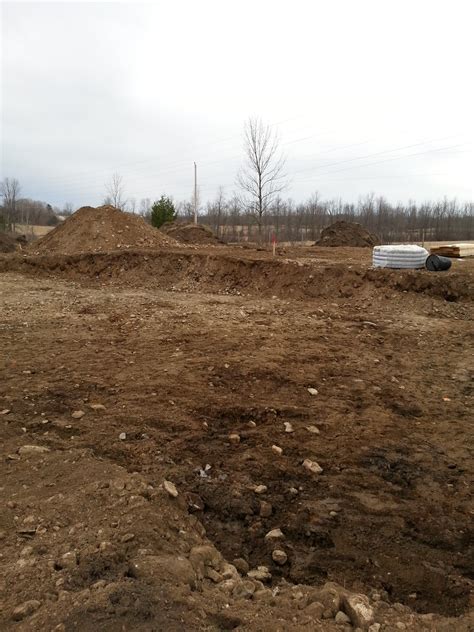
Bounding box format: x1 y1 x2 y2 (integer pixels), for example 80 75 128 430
1 249 472 303
29 205 178 254
161 221 223 245
316 220 380 247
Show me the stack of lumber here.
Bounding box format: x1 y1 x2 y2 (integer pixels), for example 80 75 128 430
429 243 474 258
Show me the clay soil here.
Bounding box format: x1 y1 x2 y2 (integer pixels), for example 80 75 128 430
161 221 223 246
29 205 178 255
0 244 473 631
315 221 381 248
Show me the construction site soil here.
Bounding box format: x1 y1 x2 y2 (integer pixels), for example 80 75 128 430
1 243 473 631
29 206 178 255
315 221 381 248
161 222 224 246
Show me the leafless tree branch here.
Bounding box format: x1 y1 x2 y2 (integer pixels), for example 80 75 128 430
236 117 287 240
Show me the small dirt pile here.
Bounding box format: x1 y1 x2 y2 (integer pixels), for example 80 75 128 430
161 221 223 245
0 232 19 253
29 205 179 254
316 220 380 247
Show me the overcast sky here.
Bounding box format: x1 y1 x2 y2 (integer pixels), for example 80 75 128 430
1 0 473 210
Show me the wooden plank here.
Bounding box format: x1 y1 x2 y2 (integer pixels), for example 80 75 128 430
430 243 474 258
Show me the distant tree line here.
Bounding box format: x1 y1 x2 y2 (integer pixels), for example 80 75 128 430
200 192 474 244
0 178 61 231
2 176 472 244
133 191 474 244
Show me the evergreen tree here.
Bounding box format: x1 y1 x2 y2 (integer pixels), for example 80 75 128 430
151 195 176 228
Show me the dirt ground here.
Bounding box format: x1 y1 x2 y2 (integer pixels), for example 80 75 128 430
0 244 473 631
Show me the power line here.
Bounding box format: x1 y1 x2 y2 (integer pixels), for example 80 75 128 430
289 135 462 179
25 121 469 204
39 113 312 187
291 144 469 185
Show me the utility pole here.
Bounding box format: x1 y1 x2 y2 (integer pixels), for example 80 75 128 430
193 162 198 224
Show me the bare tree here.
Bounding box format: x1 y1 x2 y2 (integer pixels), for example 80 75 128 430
62 202 74 216
207 187 227 237
1 177 21 230
139 198 152 217
105 173 125 209
128 197 136 214
237 117 287 241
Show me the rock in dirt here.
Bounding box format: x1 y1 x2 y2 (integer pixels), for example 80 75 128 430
129 555 196 588
229 433 241 444
305 601 325 619
89 403 106 411
272 549 288 565
265 528 284 540
58 551 78 569
71 410 85 419
254 484 268 495
189 545 222 580
233 558 249 574
12 600 41 621
343 593 375 629
18 445 50 455
253 588 273 602
272 445 283 456
221 563 240 580
218 579 238 594
232 580 256 599
306 425 320 434
185 492 204 511
335 610 351 623
310 583 343 617
307 388 318 396
303 458 323 474
17 526 37 538
121 533 135 543
163 480 179 497
283 422 294 433
248 566 272 582
1 408 11 415
118 432 127 440
259 501 273 518
206 568 223 583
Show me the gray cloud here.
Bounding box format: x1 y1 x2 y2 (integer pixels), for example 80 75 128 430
1 0 472 209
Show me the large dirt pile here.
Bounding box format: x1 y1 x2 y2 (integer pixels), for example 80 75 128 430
161 221 223 245
316 220 380 247
29 205 178 254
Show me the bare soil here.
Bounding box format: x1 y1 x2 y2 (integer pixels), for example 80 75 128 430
0 244 473 631
161 221 224 246
315 221 381 247
29 205 178 255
